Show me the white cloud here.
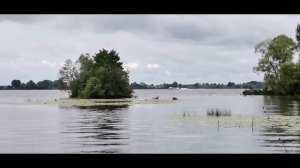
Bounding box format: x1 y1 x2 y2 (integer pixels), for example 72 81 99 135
147 63 160 69
41 60 53 66
123 61 140 71
41 60 62 68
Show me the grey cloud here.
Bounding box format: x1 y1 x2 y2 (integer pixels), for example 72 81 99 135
0 15 52 24
0 15 297 85
165 23 214 41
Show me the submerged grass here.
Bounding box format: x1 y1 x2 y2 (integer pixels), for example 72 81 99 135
44 97 176 106
169 113 300 130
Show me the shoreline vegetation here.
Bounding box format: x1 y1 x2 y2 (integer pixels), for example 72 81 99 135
0 79 59 90
247 24 300 96
241 89 300 96
242 89 266 95
1 80 263 90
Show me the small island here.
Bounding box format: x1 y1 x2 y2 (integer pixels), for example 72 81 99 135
58 49 133 99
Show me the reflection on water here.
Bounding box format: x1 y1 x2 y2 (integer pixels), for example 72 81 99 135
59 105 130 153
259 96 300 153
260 127 300 153
263 96 300 116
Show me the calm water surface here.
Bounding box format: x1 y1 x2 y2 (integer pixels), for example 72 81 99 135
0 89 300 153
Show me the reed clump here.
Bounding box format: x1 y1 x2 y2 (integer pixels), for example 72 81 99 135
206 108 232 117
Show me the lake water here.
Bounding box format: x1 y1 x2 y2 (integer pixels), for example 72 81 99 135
0 89 300 153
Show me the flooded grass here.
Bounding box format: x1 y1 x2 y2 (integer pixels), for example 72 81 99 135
44 97 176 106
170 113 300 129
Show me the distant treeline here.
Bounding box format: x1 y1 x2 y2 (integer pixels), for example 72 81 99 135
0 79 59 90
0 79 263 90
130 81 263 89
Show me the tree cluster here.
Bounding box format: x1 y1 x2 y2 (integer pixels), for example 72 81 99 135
131 81 263 89
253 24 300 95
0 79 59 90
58 49 133 99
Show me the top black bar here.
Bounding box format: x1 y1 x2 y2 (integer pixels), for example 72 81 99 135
0 0 300 14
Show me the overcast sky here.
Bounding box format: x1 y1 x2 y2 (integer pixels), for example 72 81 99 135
0 15 299 85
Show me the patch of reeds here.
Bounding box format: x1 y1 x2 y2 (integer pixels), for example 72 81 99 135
182 111 191 117
206 108 232 117
182 110 196 117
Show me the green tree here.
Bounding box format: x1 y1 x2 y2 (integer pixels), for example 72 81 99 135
93 49 123 69
171 81 178 88
37 80 53 89
277 62 296 95
58 59 79 96
254 34 297 91
52 80 59 89
20 83 26 89
296 24 300 44
79 77 104 98
11 79 21 89
25 80 37 89
193 83 200 88
227 82 235 88
58 49 133 98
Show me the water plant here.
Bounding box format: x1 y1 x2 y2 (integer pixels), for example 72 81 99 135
182 111 191 117
206 108 232 117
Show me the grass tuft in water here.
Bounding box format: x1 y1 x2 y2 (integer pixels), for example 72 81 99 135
182 111 195 117
206 108 232 117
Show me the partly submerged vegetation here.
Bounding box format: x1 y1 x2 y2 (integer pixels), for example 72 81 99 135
45 97 175 106
206 108 232 117
242 89 265 95
171 113 300 129
58 49 133 99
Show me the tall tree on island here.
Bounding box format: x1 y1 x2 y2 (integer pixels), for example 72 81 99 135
58 49 133 99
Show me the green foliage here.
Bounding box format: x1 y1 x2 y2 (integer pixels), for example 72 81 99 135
171 81 178 88
131 81 262 89
11 79 21 89
93 49 123 69
227 82 235 88
79 77 104 98
25 80 37 89
242 89 266 95
193 83 200 88
37 80 54 89
254 34 297 92
21 83 26 89
3 80 58 90
58 59 79 95
58 49 133 99
253 24 300 95
296 24 300 43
